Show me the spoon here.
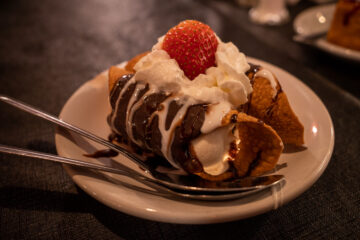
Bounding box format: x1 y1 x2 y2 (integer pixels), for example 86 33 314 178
0 95 285 193
0 144 282 201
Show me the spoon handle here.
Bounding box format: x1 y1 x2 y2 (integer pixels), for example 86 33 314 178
0 95 151 173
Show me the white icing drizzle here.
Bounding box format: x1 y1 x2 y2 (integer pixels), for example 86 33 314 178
109 76 136 135
254 69 278 98
161 99 195 167
154 96 173 149
126 87 158 146
141 91 199 169
110 41 281 175
125 82 147 146
151 96 180 168
112 79 238 174
145 96 169 149
109 98 121 135
110 68 279 175
114 40 255 175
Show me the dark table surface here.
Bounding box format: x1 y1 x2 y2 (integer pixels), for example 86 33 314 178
1 0 359 239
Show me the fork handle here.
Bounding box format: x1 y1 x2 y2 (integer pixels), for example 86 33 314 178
0 95 151 173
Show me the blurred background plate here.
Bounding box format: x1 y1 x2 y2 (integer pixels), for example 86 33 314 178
293 3 360 62
294 3 334 36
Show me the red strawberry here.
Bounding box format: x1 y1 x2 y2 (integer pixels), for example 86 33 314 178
162 20 218 80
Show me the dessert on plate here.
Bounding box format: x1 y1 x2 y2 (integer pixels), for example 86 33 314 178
327 0 360 51
107 20 304 181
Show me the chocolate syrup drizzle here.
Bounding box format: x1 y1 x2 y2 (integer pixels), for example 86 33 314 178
107 73 209 174
244 63 261 114
90 63 282 179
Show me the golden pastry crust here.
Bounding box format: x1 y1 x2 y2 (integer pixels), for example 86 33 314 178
196 111 283 180
108 66 132 93
124 51 150 72
266 91 304 146
109 52 150 93
248 75 304 146
231 113 283 177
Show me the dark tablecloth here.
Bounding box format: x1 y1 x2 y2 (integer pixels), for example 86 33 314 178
1 0 359 239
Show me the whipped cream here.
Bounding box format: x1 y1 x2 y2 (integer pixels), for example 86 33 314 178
190 125 236 175
132 37 253 176
134 50 184 93
134 39 252 107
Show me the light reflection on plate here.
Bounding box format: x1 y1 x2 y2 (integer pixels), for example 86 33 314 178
293 3 360 62
55 58 334 224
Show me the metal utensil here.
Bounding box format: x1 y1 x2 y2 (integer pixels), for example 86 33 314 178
0 95 285 193
0 144 283 201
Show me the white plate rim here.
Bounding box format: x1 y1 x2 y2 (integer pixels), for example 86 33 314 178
55 57 334 224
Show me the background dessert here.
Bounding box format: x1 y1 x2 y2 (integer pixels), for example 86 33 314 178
327 0 360 51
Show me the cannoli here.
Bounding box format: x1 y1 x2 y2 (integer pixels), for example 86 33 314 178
107 20 303 181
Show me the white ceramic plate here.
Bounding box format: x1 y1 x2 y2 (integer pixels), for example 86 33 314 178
55 58 334 224
293 3 360 61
